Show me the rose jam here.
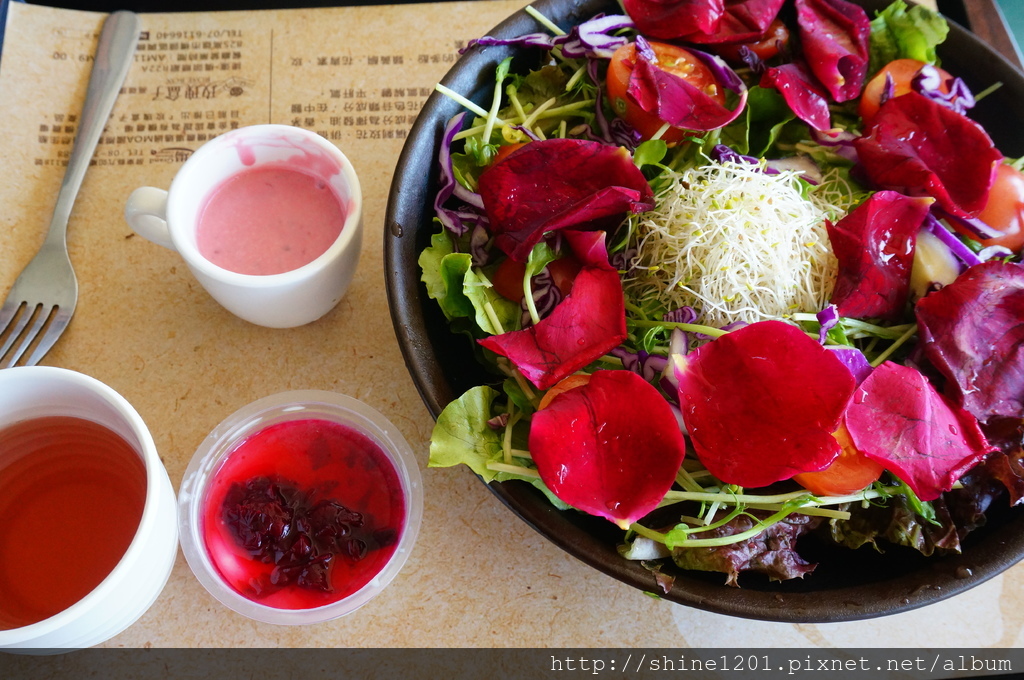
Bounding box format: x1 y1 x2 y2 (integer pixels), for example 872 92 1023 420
201 418 405 610
0 416 147 629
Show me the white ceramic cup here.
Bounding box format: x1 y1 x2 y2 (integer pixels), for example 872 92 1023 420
124 124 363 328
0 367 178 653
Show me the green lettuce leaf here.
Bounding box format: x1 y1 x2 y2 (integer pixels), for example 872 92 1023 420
868 0 949 76
428 385 505 481
428 385 571 510
419 230 518 333
464 267 519 335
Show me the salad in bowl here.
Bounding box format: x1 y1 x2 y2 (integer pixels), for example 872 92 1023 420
387 0 1024 620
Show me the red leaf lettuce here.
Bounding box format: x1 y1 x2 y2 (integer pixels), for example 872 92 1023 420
914 261 1024 424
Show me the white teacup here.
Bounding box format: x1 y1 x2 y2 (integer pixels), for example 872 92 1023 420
125 124 363 328
0 367 177 652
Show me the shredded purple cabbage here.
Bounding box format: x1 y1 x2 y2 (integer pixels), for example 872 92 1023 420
710 145 822 184
933 205 1003 241
691 49 746 97
809 128 859 163
558 14 635 59
464 14 634 60
922 213 981 272
816 304 840 344
520 266 565 328
435 113 487 236
609 245 637 274
912 65 976 115
469 222 492 267
610 346 668 383
661 306 701 355
710 144 764 167
510 125 543 142
827 346 873 385
574 41 643 150
878 72 897 109
663 306 699 325
462 32 556 54
978 245 1015 261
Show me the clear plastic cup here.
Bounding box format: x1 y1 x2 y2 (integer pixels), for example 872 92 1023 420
177 390 423 624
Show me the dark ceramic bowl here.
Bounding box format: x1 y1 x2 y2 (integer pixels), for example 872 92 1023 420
384 0 1024 622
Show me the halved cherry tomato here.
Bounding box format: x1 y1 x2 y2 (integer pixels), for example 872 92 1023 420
953 163 1024 254
537 373 592 410
714 19 791 65
858 58 953 123
492 142 526 166
491 255 583 302
793 423 884 496
605 41 726 144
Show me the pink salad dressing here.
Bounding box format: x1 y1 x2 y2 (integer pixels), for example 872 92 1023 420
196 164 346 276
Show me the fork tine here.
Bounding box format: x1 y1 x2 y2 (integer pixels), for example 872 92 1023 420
23 307 73 367
4 305 51 368
0 303 33 363
0 301 19 334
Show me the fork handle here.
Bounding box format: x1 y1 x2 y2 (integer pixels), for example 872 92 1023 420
45 11 140 247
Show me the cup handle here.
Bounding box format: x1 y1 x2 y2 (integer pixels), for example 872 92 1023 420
125 187 177 251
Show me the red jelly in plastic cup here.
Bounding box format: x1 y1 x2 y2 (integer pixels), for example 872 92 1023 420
177 391 422 624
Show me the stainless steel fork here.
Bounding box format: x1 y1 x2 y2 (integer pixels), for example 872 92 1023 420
0 10 139 368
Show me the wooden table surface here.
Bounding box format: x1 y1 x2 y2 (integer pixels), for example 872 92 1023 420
959 0 1023 67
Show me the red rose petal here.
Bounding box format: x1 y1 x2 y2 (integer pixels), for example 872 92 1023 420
759 62 833 131
795 0 870 102
845 361 994 501
623 0 725 40
478 231 627 390
853 92 1001 218
478 139 655 262
529 369 687 528
627 47 748 132
674 320 856 487
683 0 787 44
827 190 933 321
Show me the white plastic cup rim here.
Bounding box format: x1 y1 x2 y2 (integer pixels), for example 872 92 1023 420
177 390 424 625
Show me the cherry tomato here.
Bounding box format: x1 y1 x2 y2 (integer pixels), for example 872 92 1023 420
793 424 884 496
858 58 953 123
955 163 1024 253
606 41 725 144
492 142 526 166
537 373 592 410
714 20 791 65
490 255 582 302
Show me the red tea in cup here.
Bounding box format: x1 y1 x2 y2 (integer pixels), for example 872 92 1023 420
0 416 147 629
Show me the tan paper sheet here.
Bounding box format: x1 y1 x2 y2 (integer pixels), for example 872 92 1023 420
1 0 1020 653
